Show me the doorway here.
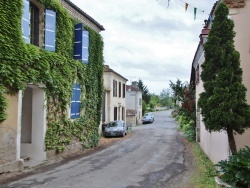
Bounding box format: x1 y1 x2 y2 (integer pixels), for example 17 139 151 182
20 84 47 161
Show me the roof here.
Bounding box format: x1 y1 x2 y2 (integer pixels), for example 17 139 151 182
126 85 141 92
64 0 105 31
104 65 128 81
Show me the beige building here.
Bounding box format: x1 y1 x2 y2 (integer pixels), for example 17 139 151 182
103 65 128 124
126 82 143 126
0 0 104 173
192 0 250 163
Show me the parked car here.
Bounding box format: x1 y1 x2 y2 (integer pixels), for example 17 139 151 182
142 115 153 124
104 120 127 137
145 112 154 121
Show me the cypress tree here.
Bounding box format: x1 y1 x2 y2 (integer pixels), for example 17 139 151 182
198 3 250 155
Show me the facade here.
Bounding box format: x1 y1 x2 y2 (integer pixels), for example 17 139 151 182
103 65 128 124
126 82 143 125
0 0 104 173
192 0 250 163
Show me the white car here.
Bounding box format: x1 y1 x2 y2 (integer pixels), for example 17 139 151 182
145 112 154 121
142 115 153 124
104 120 127 137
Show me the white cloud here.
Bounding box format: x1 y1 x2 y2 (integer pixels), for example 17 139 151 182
71 0 217 94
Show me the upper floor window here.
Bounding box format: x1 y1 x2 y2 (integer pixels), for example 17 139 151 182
195 65 200 85
22 0 56 52
30 2 39 46
123 84 125 98
113 80 117 97
74 23 89 64
139 98 142 106
119 82 121 98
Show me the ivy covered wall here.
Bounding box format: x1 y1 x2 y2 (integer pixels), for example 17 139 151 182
0 0 104 151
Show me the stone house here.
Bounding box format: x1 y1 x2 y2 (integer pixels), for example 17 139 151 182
0 0 104 173
102 65 128 125
126 82 143 126
191 0 250 163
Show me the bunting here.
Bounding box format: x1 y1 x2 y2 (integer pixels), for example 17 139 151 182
156 0 211 21
185 3 188 12
194 7 197 20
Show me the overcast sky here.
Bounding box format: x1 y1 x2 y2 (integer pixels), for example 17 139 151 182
71 0 217 95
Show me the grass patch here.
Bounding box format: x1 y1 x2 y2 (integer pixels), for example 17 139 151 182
191 143 217 188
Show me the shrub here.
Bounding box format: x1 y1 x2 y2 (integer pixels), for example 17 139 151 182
216 146 250 187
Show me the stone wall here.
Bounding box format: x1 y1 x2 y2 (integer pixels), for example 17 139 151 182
224 0 245 8
0 127 16 165
47 142 84 160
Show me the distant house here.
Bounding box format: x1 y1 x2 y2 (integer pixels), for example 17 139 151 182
191 0 250 163
103 65 128 125
0 0 104 173
126 82 143 126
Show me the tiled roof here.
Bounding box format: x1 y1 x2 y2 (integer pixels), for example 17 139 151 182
64 0 105 31
104 65 128 81
126 85 140 92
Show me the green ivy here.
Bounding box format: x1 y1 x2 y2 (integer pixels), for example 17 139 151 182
0 0 104 152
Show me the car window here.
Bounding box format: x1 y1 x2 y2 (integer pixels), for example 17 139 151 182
108 121 118 127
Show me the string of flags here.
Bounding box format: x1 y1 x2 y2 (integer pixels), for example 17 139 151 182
156 0 213 21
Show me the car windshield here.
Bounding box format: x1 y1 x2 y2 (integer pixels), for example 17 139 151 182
108 121 123 127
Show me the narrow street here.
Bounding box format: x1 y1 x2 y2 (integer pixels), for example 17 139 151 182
2 110 189 188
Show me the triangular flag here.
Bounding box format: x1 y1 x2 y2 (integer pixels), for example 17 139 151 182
194 8 197 20
185 3 189 12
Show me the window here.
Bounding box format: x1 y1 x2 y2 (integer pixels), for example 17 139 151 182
195 65 200 85
22 0 56 52
122 107 125 120
71 84 81 119
30 2 39 46
119 82 121 98
74 23 89 64
113 80 117 97
123 84 125 98
114 107 117 120
139 98 142 106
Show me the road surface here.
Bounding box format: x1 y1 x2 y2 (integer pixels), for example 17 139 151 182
3 110 188 188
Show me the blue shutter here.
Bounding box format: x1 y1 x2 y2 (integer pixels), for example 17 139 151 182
74 23 83 61
22 0 30 43
71 84 81 119
74 23 89 64
44 9 56 52
82 31 89 64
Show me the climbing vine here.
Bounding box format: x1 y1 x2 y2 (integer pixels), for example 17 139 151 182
0 0 104 152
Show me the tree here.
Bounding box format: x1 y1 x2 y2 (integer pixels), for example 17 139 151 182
159 88 173 107
198 3 250 155
137 79 151 104
169 79 188 106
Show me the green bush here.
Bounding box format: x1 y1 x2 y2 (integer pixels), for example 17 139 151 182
216 146 250 187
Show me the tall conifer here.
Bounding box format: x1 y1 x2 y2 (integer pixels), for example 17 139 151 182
198 3 250 155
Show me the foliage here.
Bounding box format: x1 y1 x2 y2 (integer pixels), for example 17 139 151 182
0 0 104 152
159 88 173 108
169 79 188 106
192 143 217 187
216 146 250 187
198 2 250 154
149 94 160 109
137 79 151 105
170 79 196 141
175 113 196 141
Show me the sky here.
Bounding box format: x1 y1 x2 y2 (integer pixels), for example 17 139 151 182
71 0 217 95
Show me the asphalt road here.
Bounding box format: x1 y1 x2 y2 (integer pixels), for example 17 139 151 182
4 110 187 188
